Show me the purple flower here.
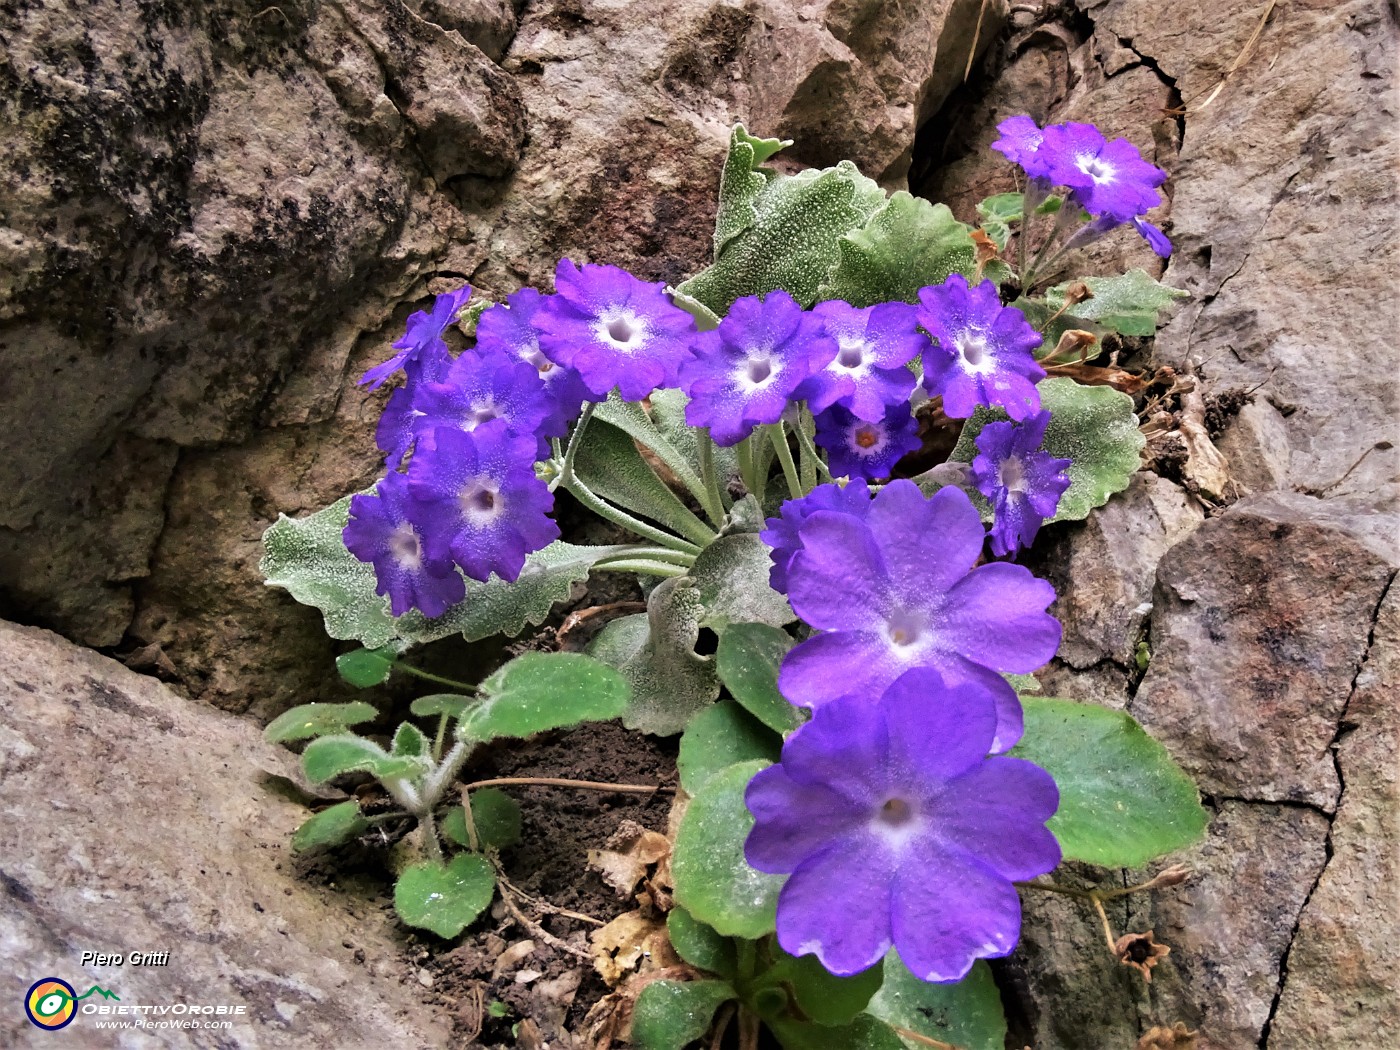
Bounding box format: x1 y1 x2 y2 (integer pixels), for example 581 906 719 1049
376 346 452 469
405 421 559 583
681 290 837 447
411 347 552 456
1042 122 1166 225
476 288 591 438
1131 217 1173 258
970 411 1072 557
777 480 1061 752
796 301 923 421
361 285 472 390
990 115 1054 181
745 669 1061 981
917 275 1044 422
814 404 921 482
343 473 465 618
534 260 697 402
760 480 872 594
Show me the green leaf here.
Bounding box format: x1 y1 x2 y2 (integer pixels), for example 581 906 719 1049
410 693 474 720
593 392 712 513
758 951 883 1027
715 622 804 734
391 722 429 758
677 134 887 315
866 956 1006 1050
666 907 738 979
263 701 379 744
631 979 735 1050
335 645 397 688
590 577 720 736
672 759 783 938
393 854 496 938
1004 672 1042 695
393 541 633 645
291 800 369 852
574 419 716 546
1046 269 1188 337
1012 697 1208 866
260 494 398 647
768 1015 906 1050
975 191 1024 252
950 377 1145 523
442 788 523 851
261 493 629 649
301 734 430 784
457 297 494 338
458 652 630 744
689 534 795 631
815 192 984 308
649 388 740 502
678 700 782 794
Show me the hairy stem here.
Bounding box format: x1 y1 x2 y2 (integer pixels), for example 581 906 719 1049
549 402 596 493
562 476 702 554
393 663 478 693
768 423 803 499
697 429 731 524
591 558 689 578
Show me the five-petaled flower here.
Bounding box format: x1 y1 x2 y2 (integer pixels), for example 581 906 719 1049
970 410 1072 557
343 472 465 618
775 480 1060 752
796 300 923 421
360 285 472 390
917 275 1045 422
745 668 1061 982
814 403 921 482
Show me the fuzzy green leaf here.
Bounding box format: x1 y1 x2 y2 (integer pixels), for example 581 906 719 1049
757 951 883 1027
950 377 1145 523
667 907 738 979
975 192 1023 252
264 701 379 744
391 722 429 758
678 139 887 315
262 493 630 649
593 392 715 511
631 979 736 1050
300 734 429 784
677 699 782 794
409 693 474 720
689 534 795 631
866 957 1006 1050
574 419 716 546
816 192 983 307
712 123 792 256
715 622 803 734
1012 697 1208 866
291 800 368 853
672 759 783 939
1046 270 1188 337
590 578 720 736
335 645 397 688
768 1015 906 1050
393 854 495 938
443 788 523 851
458 652 630 744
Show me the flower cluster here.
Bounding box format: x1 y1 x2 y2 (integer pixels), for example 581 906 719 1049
751 480 1063 980
992 115 1172 257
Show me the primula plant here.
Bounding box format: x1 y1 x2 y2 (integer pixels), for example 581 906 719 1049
261 117 1206 1048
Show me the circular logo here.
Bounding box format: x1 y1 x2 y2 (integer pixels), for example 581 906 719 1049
26 978 77 1030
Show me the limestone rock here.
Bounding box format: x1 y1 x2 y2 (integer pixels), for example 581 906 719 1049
0 620 449 1048
1132 491 1396 809
1269 581 1400 1047
1031 472 1204 670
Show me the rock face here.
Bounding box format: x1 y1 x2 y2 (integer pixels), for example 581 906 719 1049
0 620 451 1048
1 0 1397 1045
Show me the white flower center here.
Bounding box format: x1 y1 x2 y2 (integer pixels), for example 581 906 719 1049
466 400 502 430
388 523 423 572
459 482 502 523
833 337 869 374
1077 154 1118 185
519 343 554 377
954 332 995 375
850 422 884 454
871 795 923 850
596 309 649 352
736 350 780 391
884 608 927 653
999 455 1028 494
